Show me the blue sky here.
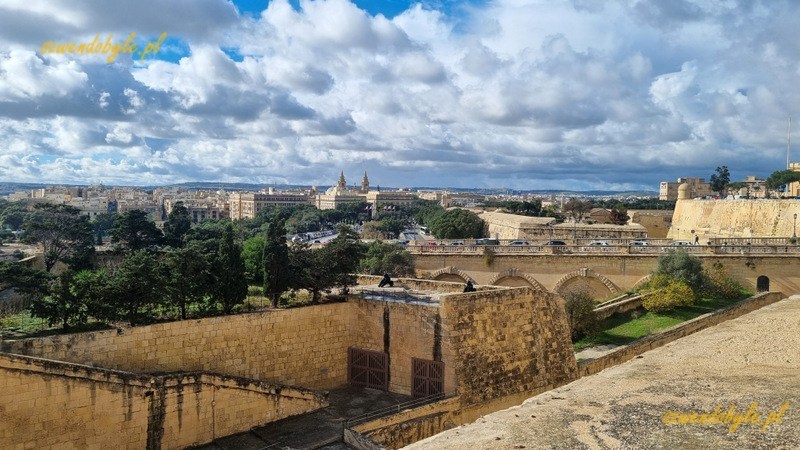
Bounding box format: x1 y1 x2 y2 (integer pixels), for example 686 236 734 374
1 0 799 190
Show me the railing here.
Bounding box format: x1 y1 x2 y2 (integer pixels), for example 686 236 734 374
344 392 448 428
407 244 800 255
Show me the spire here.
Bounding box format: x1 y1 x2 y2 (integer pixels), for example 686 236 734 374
361 171 370 193
337 171 346 189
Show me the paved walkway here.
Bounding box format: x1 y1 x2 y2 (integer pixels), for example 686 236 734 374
409 296 800 450
196 386 411 450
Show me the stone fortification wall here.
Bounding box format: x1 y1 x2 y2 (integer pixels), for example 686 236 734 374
0 353 325 449
2 303 354 389
629 209 673 238
668 199 800 240
478 211 556 240
440 288 578 405
349 298 456 396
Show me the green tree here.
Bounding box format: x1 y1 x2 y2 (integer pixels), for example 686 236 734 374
110 210 163 251
765 169 800 193
561 198 592 223
287 242 332 303
164 244 214 319
70 269 114 323
163 202 192 247
109 250 166 325
429 209 484 239
90 212 117 243
563 290 599 341
0 201 28 231
214 223 247 313
325 225 366 292
23 204 95 272
0 261 52 302
654 251 705 293
242 234 266 284
359 242 414 276
29 270 85 329
262 216 291 308
709 166 731 195
609 206 629 225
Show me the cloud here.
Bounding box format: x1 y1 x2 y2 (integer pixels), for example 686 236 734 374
2 0 800 190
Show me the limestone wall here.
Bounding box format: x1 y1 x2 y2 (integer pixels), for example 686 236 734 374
2 303 355 389
349 298 457 396
440 288 578 405
0 353 325 449
668 199 800 241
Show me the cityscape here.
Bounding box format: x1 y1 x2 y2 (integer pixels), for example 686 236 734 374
2 1 800 450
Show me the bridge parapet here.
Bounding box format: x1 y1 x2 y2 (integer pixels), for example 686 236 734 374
408 244 800 256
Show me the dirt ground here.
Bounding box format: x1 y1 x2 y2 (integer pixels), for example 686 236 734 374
408 296 800 450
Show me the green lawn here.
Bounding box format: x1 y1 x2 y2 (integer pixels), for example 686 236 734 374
573 295 749 352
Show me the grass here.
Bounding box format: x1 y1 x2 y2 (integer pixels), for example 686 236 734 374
0 311 112 339
573 294 750 352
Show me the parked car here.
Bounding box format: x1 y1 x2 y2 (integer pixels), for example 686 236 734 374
508 240 530 246
588 240 610 246
544 240 567 246
629 240 649 246
448 241 465 246
671 240 693 246
475 238 500 245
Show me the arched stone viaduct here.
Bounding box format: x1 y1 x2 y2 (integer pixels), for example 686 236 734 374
415 253 800 300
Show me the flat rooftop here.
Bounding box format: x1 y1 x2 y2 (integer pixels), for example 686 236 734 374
408 296 800 449
352 286 446 305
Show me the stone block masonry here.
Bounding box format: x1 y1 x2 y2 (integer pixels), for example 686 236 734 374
0 353 325 449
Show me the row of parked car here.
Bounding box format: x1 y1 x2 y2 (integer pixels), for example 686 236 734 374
421 239 694 247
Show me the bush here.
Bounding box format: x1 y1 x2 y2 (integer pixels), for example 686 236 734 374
642 280 695 312
563 290 599 341
654 251 705 292
704 263 750 300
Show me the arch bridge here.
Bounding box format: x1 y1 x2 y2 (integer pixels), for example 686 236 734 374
413 252 798 301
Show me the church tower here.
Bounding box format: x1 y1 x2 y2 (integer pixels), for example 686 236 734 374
361 171 370 193
337 171 347 190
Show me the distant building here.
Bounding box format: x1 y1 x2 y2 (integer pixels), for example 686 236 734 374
315 172 365 210
229 192 309 220
659 177 713 201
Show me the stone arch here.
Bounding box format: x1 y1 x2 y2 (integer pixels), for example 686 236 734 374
631 274 652 291
487 268 547 291
553 267 620 296
756 275 769 292
430 266 472 283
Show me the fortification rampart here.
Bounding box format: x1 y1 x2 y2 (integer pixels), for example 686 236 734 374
668 198 800 241
0 353 325 449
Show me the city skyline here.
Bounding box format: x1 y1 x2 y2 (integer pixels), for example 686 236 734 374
1 1 799 190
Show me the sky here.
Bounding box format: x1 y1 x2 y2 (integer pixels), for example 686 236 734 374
1 0 799 191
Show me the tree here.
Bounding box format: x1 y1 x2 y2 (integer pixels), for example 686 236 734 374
23 204 95 272
213 223 247 313
709 166 730 195
29 270 83 330
0 201 28 231
287 242 332 303
70 269 114 323
765 170 800 193
563 290 599 341
324 225 366 292
609 206 630 226
90 212 117 244
0 261 52 302
429 209 484 239
643 278 694 312
653 251 705 293
561 199 592 223
108 250 166 325
163 202 192 247
163 244 214 319
242 234 266 284
262 216 291 308
110 210 163 251
359 242 415 276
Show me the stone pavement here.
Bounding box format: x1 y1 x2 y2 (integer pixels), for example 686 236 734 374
408 296 800 450
195 386 410 450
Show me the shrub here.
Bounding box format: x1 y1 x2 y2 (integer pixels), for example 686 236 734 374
642 280 695 312
704 263 750 300
482 247 495 267
563 290 599 341
654 251 705 292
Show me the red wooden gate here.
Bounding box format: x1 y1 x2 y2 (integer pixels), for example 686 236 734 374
412 358 444 398
348 348 388 390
